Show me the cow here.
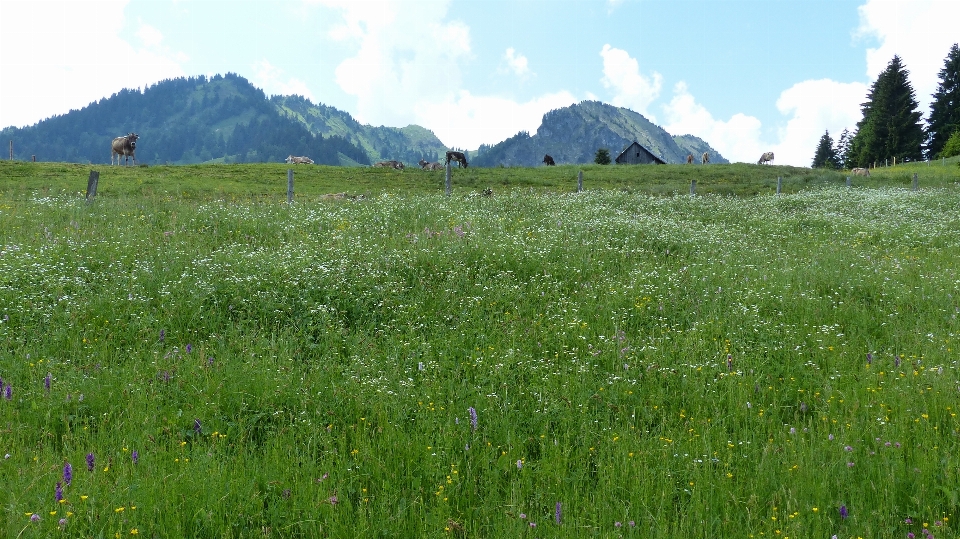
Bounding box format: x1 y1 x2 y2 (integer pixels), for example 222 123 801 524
686 154 694 164
374 160 404 170
418 159 430 169
543 154 556 166
702 152 710 165
758 151 775 165
445 150 468 168
111 133 139 166
426 162 443 170
851 167 871 177
286 155 314 164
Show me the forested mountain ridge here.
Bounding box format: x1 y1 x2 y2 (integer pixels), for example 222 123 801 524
270 96 449 165
472 101 728 167
0 74 372 166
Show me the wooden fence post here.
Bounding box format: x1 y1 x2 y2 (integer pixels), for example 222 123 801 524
8 140 11 160
287 169 294 204
776 176 782 195
846 176 851 188
86 170 99 202
912 173 918 191
690 179 696 196
577 170 583 193
31 155 36 162
445 160 451 196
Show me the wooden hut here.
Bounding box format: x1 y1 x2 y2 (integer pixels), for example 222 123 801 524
615 141 666 165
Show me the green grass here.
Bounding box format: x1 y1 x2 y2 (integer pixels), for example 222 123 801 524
1 160 960 537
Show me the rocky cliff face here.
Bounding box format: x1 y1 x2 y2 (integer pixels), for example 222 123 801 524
473 101 727 167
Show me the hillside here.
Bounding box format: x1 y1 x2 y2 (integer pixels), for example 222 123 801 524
473 101 728 167
0 74 371 166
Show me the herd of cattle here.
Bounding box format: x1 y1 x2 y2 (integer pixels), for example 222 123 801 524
104 135 813 173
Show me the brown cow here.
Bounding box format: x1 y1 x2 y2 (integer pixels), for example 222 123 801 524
851 167 871 177
758 151 775 165
543 154 556 166
686 154 694 164
445 150 468 168
111 133 138 166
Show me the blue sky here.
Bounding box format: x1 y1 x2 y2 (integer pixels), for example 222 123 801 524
1 0 957 165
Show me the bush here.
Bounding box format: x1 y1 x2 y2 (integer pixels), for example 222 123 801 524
940 129 960 159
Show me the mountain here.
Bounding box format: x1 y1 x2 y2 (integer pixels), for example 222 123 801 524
271 96 449 165
472 101 728 167
0 74 373 166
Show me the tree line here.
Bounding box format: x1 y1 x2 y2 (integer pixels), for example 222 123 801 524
812 44 960 169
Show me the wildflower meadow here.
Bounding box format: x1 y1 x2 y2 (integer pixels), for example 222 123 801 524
1 161 959 538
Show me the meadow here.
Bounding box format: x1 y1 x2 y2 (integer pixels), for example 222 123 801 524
1 159 960 538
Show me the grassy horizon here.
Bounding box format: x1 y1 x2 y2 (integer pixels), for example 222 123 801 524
1 161 960 537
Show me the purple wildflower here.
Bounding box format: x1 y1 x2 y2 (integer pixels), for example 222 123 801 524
555 502 562 525
30 514 40 522
468 407 477 432
58 518 67 529
131 450 139 464
529 522 536 528
185 343 192 354
847 462 855 467
44 373 51 391
55 481 63 502
799 401 807 413
839 505 848 519
867 352 873 364
895 355 901 367
516 460 522 470
615 521 622 528
86 452 94 472
629 521 636 527
829 433 834 441
908 534 915 539
4 384 10 400
207 356 215 367
63 462 72 485
726 354 733 371
159 329 165 343
844 445 853 452
328 494 339 505
519 513 526 520
194 418 202 435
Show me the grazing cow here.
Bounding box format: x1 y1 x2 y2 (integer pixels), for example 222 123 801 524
445 150 468 168
851 167 871 177
426 162 443 170
543 154 556 166
285 155 314 164
111 133 139 166
702 152 710 165
686 154 694 164
418 159 430 169
758 151 775 165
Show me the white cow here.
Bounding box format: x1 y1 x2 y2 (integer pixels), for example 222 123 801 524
758 151 774 165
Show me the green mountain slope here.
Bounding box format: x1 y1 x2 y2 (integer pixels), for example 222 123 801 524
473 101 728 167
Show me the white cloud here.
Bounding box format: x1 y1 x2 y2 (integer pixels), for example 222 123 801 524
857 0 957 111
663 79 866 166
417 90 577 151
251 60 316 101
0 0 186 129
503 48 531 77
136 21 165 48
599 44 662 120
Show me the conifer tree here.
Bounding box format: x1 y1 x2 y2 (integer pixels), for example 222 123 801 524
927 44 960 158
812 130 839 169
848 56 925 167
834 128 852 169
595 148 611 165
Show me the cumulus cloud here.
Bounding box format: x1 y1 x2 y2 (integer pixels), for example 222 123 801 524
251 60 316 101
857 0 956 110
0 0 185 129
663 79 866 166
503 48 531 77
599 45 663 120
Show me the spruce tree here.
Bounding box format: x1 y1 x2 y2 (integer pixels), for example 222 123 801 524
848 55 925 167
812 130 838 169
595 148 611 165
927 44 960 158
834 128 852 169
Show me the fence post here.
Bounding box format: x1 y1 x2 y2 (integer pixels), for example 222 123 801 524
776 176 782 195
846 176 851 188
8 140 11 160
445 160 452 196
912 173 918 191
287 169 294 204
31 155 36 162
86 170 99 202
690 179 696 196
577 170 583 193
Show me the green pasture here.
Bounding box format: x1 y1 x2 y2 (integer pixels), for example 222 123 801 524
1 160 960 537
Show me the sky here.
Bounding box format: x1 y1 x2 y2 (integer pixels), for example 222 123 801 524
0 0 957 166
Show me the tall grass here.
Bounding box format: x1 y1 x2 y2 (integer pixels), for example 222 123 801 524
1 161 959 537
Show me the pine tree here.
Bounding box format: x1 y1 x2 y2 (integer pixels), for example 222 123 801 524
812 130 838 169
848 55 925 167
927 44 960 158
594 148 611 165
834 128 852 169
